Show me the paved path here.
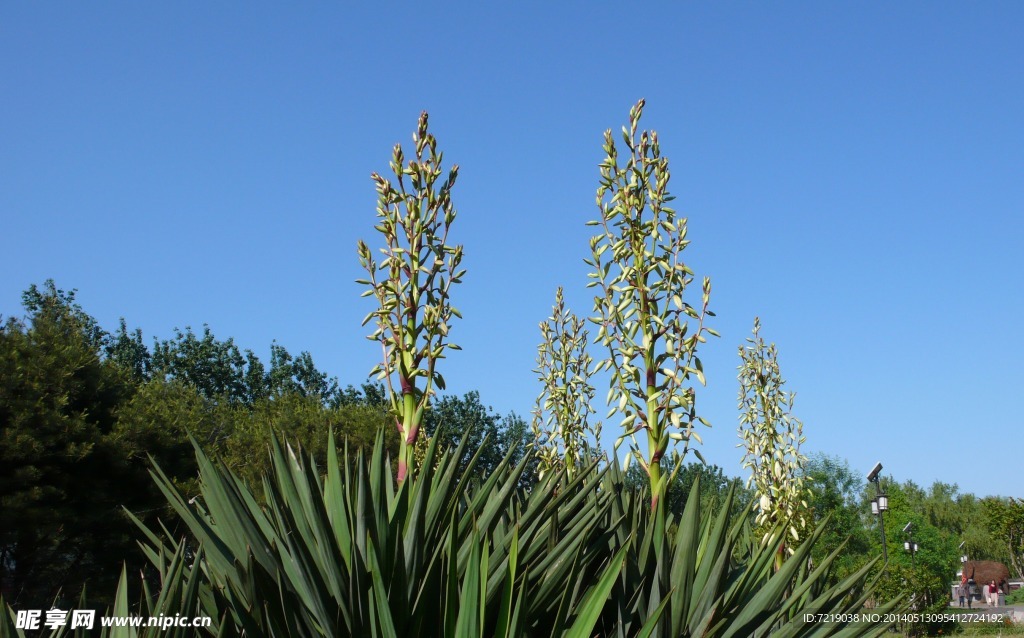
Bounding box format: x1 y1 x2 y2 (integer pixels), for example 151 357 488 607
948 602 1024 622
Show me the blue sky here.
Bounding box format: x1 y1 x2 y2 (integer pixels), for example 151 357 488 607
2 3 1021 498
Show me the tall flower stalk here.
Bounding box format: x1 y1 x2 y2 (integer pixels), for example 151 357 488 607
587 99 717 513
357 111 464 485
531 287 600 480
737 317 809 568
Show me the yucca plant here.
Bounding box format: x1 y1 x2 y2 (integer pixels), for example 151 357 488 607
2 435 904 638
357 111 465 486
531 286 602 480
53 432 666 638
738 317 811 570
1 543 208 638
586 99 718 515
2 100 909 638
596 463 904 637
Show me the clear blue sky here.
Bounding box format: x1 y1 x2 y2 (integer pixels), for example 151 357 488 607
2 3 1021 498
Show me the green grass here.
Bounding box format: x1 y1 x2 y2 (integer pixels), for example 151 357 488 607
955 621 1024 636
954 626 1024 634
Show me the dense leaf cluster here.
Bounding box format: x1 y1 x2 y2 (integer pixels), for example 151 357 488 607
3 433 901 637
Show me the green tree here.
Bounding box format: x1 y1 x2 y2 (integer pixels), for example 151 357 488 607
152 326 249 403
908 481 1009 568
212 394 395 490
357 111 464 485
0 292 142 607
864 477 960 633
949 492 1010 566
106 318 151 383
1 281 404 607
335 381 389 409
265 342 341 402
20 280 106 349
804 454 872 584
112 377 213 497
981 497 1024 578
586 99 717 514
152 326 343 407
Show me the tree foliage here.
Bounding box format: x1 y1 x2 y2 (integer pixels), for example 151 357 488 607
803 454 872 584
864 477 961 635
0 286 145 607
981 496 1024 578
0 282 396 607
152 327 343 406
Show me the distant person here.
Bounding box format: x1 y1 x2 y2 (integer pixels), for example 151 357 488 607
968 579 976 608
988 580 998 606
957 582 967 607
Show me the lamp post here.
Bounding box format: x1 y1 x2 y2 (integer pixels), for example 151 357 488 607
960 541 971 606
867 462 889 567
903 522 918 568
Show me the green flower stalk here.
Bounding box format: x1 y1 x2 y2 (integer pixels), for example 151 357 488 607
586 99 717 513
737 317 809 568
357 111 464 485
531 286 601 480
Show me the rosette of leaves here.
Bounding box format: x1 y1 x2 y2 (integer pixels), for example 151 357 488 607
593 461 902 637
3 445 902 638
737 317 810 566
586 99 717 513
357 111 465 485
2 544 208 638
20 432 654 638
531 287 602 480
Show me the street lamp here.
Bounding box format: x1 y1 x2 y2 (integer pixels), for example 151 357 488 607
904 522 918 568
867 462 889 567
